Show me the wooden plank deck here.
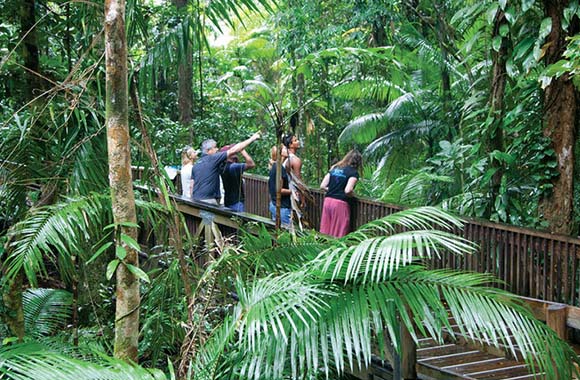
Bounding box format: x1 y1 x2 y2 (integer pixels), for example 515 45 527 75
368 337 546 380
415 337 544 380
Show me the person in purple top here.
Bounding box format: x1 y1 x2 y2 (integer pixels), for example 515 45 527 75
319 150 362 237
219 145 255 212
191 132 260 205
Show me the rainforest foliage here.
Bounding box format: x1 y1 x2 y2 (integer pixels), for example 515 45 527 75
2 0 580 379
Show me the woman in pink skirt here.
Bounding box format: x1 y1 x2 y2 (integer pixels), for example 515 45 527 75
319 150 362 238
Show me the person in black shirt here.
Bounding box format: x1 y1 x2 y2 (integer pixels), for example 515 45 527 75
319 150 362 237
219 145 255 212
268 145 292 225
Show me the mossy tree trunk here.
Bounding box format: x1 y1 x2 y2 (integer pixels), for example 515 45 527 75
105 0 140 363
540 0 578 235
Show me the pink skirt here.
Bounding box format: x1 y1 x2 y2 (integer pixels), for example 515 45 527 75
320 197 351 238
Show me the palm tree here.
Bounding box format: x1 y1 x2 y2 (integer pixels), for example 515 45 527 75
190 206 579 379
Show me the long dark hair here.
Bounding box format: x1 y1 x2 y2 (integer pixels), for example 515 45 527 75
332 150 363 173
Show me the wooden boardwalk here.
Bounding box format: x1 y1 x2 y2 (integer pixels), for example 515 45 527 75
415 338 543 380
133 178 580 380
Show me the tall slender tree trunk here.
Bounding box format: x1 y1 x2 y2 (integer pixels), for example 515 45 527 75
434 0 453 141
105 0 140 363
173 0 194 139
487 10 508 219
20 0 41 101
539 0 578 235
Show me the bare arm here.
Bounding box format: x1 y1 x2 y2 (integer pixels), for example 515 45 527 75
320 173 330 191
240 149 255 170
344 177 358 196
227 132 260 158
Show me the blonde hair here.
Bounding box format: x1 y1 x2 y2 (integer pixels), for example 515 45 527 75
181 148 198 166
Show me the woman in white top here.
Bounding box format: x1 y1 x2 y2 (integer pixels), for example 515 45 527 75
180 147 198 198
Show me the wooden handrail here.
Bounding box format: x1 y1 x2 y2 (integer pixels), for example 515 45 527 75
133 167 580 308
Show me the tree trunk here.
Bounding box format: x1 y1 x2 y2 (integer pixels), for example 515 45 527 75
173 0 194 138
539 0 578 235
20 0 41 101
487 10 508 219
105 0 140 363
1 267 24 341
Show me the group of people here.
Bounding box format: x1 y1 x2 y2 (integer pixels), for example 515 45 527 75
180 131 362 238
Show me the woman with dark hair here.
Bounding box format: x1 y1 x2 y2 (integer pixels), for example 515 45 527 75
319 150 363 237
268 145 292 224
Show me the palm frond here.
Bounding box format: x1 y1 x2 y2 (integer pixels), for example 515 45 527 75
225 265 580 380
234 272 334 352
0 342 167 380
338 112 387 145
318 229 474 284
345 206 466 242
4 193 112 286
381 171 454 206
205 227 327 277
338 91 419 146
23 288 73 339
333 78 405 103
364 119 434 160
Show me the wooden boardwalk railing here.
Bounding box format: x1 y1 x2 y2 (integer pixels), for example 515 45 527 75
134 169 580 379
133 167 580 307
243 174 580 308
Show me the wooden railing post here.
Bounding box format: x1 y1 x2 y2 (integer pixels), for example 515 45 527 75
546 304 567 340
400 322 417 379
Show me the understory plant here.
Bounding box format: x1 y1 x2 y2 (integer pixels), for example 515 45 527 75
1 207 578 380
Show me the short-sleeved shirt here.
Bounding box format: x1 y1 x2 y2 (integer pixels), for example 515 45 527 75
268 164 291 209
221 162 246 207
180 163 193 198
325 166 359 201
191 151 228 200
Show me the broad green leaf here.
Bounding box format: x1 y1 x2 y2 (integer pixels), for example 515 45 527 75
487 3 499 24
119 221 140 229
121 234 141 251
482 168 498 184
522 0 535 12
116 245 127 260
106 259 120 280
126 264 150 283
504 6 516 24
492 36 503 52
513 37 535 61
539 17 552 40
491 151 515 164
499 24 509 37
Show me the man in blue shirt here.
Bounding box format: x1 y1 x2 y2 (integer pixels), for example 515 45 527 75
191 132 260 204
